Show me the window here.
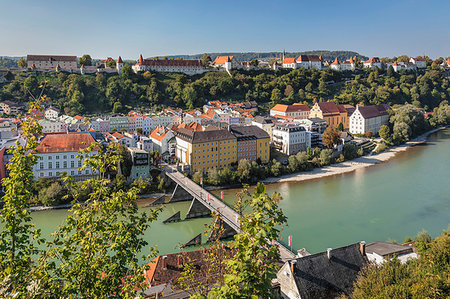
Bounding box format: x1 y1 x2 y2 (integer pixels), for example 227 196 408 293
49 172 52 176
56 155 60 159
56 162 60 169
39 162 44 169
71 161 74 168
48 156 52 160
63 161 67 168
48 162 52 169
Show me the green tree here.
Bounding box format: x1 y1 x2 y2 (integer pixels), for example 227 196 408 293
379 125 390 139
337 122 344 132
270 88 282 105
270 160 283 177
38 181 64 206
118 144 132 178
288 155 299 172
106 59 116 68
251 59 259 67
17 57 27 68
320 149 333 166
120 64 133 79
112 101 123 113
322 126 341 148
212 183 287 298
49 142 161 297
201 53 211 67
79 54 92 66
237 159 251 182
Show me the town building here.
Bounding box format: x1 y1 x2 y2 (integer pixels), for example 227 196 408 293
0 119 18 139
282 57 298 69
349 104 390 135
108 115 129 131
89 117 110 132
32 133 96 180
127 147 150 181
363 57 382 68
38 119 66 133
309 102 353 129
270 103 310 119
229 125 270 163
27 55 77 71
273 123 306 155
132 55 208 75
330 58 341 71
252 116 275 141
365 241 418 265
409 57 427 68
0 100 24 115
295 55 323 70
212 56 240 70
388 61 417 72
174 126 237 173
295 118 328 134
277 242 367 299
45 107 60 120
150 126 175 156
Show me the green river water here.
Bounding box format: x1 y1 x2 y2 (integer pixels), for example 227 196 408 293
30 128 450 255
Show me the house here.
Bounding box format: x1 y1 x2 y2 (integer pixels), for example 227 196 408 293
0 119 18 139
0 100 24 115
229 125 270 163
32 133 96 180
252 116 275 141
363 57 382 68
330 58 341 71
27 55 78 71
349 104 390 135
212 56 240 70
270 103 310 119
309 102 353 129
127 147 150 181
273 123 306 155
282 58 298 69
38 119 66 133
150 126 175 156
365 241 418 265
409 57 427 68
340 56 356 71
45 107 60 120
295 118 327 134
132 55 208 75
89 117 110 132
296 55 323 70
277 242 367 299
174 126 236 173
389 61 417 72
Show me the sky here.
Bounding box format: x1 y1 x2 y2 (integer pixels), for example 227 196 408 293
0 0 449 59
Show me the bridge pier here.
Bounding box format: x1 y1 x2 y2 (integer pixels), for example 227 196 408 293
185 198 211 219
170 184 193 203
162 211 181 224
208 218 237 242
181 233 202 248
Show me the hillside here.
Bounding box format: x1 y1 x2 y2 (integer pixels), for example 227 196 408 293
164 50 368 62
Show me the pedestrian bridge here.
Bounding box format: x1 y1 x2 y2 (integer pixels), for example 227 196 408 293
163 166 296 262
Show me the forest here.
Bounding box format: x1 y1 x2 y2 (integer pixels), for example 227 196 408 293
1 63 449 116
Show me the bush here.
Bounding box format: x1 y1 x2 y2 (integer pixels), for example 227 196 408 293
343 143 359 160
192 171 202 184
374 142 387 153
38 181 64 206
320 149 333 166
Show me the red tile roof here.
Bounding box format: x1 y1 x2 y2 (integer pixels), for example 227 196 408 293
331 58 339 65
27 55 77 62
413 57 426 61
283 58 296 64
365 57 381 63
117 56 123 63
36 133 95 153
272 103 310 113
297 55 321 62
150 126 170 142
212 56 234 65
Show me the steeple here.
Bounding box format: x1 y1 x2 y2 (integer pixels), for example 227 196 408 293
117 56 123 64
138 54 144 64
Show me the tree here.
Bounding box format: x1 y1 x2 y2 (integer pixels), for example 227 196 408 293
112 101 123 113
106 59 116 68
212 183 287 298
17 57 27 68
270 161 283 177
39 181 64 206
79 54 92 66
270 88 282 105
342 143 359 160
201 53 211 67
288 155 299 172
120 64 133 79
251 59 259 67
237 159 251 182
48 142 161 297
320 149 333 166
322 126 341 148
337 122 344 132
379 125 390 139
117 144 132 177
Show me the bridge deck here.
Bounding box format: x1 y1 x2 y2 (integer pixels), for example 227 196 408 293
164 167 296 262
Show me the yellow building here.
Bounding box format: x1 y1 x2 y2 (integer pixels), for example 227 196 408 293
309 102 353 129
175 127 237 173
229 125 270 164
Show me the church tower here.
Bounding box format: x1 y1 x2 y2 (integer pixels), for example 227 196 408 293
116 56 124 74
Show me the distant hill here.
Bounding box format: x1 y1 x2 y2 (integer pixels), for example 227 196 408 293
164 51 368 62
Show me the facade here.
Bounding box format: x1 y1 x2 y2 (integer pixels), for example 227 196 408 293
330 58 341 70
142 115 154 135
389 61 417 72
127 147 150 181
295 118 328 134
174 127 237 173
277 242 367 299
212 56 240 70
132 55 208 75
32 133 96 180
282 58 297 69
410 57 427 68
296 54 323 70
363 57 382 68
38 119 66 133
150 126 175 155
309 102 352 129
365 241 417 265
349 105 390 134
0 100 24 115
229 125 270 164
273 123 306 155
108 115 129 131
252 116 275 141
270 103 310 119
27 55 77 71
45 107 60 119
0 119 18 139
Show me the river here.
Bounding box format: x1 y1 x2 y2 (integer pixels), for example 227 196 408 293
30 128 450 256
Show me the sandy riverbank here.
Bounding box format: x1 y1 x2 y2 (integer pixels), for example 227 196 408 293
263 126 448 184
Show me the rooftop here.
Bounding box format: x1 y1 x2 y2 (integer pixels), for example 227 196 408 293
36 133 95 153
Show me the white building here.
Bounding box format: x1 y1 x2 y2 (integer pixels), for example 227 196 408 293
150 126 175 155
270 103 310 119
296 55 323 70
273 123 306 155
252 116 275 141
32 133 96 180
349 105 390 135
132 55 208 75
365 241 418 265
45 107 60 120
38 119 66 133
388 61 417 72
27 55 77 71
212 56 240 70
409 57 427 68
282 58 298 69
363 57 382 68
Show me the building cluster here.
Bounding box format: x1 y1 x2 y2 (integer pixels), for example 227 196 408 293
141 239 417 298
26 55 124 74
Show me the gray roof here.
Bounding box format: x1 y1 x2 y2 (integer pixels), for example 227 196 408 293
292 243 367 299
253 116 274 124
230 125 270 139
175 127 236 144
366 241 413 257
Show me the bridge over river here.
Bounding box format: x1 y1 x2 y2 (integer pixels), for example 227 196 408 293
163 165 296 262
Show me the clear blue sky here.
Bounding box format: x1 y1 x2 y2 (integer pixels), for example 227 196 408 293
1 0 449 59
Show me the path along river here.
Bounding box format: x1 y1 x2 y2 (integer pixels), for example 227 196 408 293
30 128 450 255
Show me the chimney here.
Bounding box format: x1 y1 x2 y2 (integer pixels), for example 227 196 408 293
360 241 366 256
290 259 297 273
162 255 168 270
327 248 332 260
